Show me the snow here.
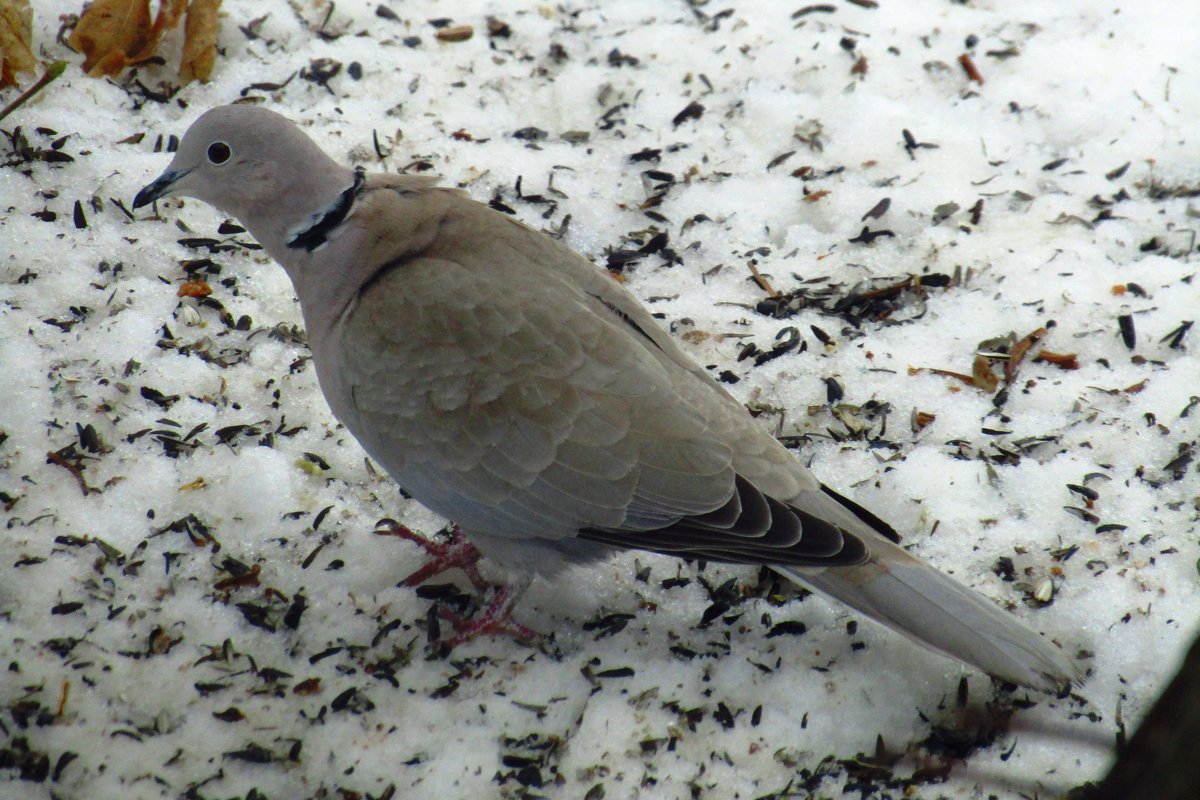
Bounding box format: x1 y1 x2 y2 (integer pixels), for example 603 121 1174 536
2 0 1198 797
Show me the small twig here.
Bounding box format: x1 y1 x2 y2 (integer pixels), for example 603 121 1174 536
747 262 780 298
46 450 94 496
56 680 70 717
0 61 69 125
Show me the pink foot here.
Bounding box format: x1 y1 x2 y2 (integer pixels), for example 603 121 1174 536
374 520 488 590
374 520 538 648
436 583 538 647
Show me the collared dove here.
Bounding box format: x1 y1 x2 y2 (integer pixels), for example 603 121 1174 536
134 104 1079 690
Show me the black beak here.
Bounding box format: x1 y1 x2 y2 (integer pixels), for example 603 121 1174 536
133 167 189 209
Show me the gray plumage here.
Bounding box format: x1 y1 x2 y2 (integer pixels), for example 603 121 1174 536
134 104 1080 690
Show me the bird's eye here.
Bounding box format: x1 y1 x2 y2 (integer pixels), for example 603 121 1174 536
206 141 232 165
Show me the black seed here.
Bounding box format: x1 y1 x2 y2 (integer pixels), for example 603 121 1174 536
595 666 634 679
766 620 807 638
224 744 274 764
699 601 730 627
283 593 307 630
672 101 705 127
512 126 548 141
1118 314 1136 349
51 602 83 615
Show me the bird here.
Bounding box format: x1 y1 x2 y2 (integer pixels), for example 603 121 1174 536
133 104 1079 690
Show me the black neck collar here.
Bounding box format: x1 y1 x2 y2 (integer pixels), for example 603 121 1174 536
287 168 366 252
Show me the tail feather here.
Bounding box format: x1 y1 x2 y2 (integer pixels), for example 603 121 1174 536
777 539 1080 691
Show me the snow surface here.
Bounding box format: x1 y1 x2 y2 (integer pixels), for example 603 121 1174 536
2 0 1198 798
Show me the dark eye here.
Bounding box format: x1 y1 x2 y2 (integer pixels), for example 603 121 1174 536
206 141 232 165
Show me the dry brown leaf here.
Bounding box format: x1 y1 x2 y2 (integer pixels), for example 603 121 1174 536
68 0 151 76
0 0 37 88
179 0 220 83
913 410 937 431
908 365 976 387
1004 326 1048 383
177 278 212 298
972 354 1000 392
1034 349 1080 370
68 0 187 78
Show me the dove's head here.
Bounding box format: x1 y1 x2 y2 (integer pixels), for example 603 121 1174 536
133 104 354 249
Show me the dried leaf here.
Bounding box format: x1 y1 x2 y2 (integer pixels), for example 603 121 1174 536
1034 349 1079 370
179 0 220 83
0 0 37 88
1004 326 1047 382
68 0 151 75
972 354 1000 392
909 365 972 385
177 279 212 298
68 0 186 78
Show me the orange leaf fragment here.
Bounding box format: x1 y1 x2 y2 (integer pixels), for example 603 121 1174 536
214 563 261 591
1005 326 1047 382
178 279 212 298
909 366 976 387
67 0 187 78
179 0 220 83
804 189 831 203
971 354 1000 392
1034 349 1080 370
0 0 37 88
958 52 984 84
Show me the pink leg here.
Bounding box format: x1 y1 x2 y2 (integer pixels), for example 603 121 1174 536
375 520 537 647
